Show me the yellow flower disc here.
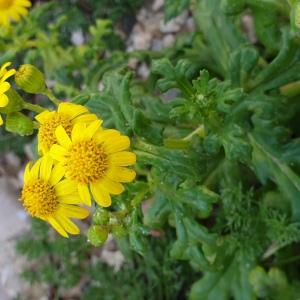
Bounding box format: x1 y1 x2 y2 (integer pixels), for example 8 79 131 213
49 121 136 208
22 179 58 218
21 155 90 238
65 140 108 184
38 113 73 154
36 102 100 155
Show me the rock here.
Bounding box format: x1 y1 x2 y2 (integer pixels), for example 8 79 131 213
152 0 164 12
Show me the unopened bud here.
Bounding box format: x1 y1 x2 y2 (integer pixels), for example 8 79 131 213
111 224 127 239
15 64 46 94
87 225 108 247
0 89 24 114
5 112 34 136
93 208 110 225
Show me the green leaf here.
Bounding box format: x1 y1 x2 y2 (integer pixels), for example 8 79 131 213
249 133 300 221
164 0 190 21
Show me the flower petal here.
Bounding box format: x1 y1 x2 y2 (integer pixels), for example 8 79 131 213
50 144 67 162
56 212 80 235
103 136 130 154
0 94 9 107
109 151 136 166
90 182 112 207
40 154 53 182
58 193 82 204
49 163 65 186
55 179 77 197
59 204 89 219
35 110 51 124
55 125 72 148
48 217 69 238
98 177 124 195
58 102 88 120
107 167 136 183
0 81 10 94
71 122 86 143
84 120 102 139
78 184 91 206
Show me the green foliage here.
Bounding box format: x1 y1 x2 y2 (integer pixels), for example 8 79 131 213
12 0 300 299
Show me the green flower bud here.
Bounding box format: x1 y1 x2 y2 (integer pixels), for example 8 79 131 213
249 266 269 298
0 89 24 114
87 225 108 247
5 112 34 136
15 64 46 94
268 268 288 287
111 224 127 239
93 208 110 225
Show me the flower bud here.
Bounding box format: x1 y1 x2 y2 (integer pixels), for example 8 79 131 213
0 89 24 114
111 224 127 239
87 225 108 247
5 112 34 136
93 208 110 225
15 64 46 94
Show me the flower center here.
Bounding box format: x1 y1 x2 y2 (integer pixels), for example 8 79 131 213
38 113 73 152
65 140 108 184
0 0 14 10
21 179 59 218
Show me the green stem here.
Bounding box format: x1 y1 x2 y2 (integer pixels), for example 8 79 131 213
280 80 300 97
23 102 46 113
43 89 60 106
183 125 205 141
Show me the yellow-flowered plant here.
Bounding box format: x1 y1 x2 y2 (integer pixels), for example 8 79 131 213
1 62 137 240
0 0 32 26
0 62 16 125
49 121 136 207
36 102 99 155
21 155 89 237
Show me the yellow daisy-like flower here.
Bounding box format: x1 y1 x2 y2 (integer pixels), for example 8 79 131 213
21 155 90 238
0 0 31 26
0 62 16 125
49 120 136 207
36 102 99 155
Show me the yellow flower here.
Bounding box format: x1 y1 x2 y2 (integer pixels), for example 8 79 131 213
0 0 31 26
21 155 89 238
0 62 16 125
36 102 99 155
49 120 136 207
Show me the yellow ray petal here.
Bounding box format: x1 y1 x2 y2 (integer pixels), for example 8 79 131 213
35 110 51 124
71 122 86 143
72 113 98 124
78 184 91 206
48 217 69 238
84 120 102 139
90 182 112 207
104 136 130 154
94 129 121 144
109 151 136 166
50 163 65 186
59 204 89 219
50 144 67 162
98 177 124 195
0 94 9 107
55 125 72 148
55 212 80 235
107 167 136 183
40 154 53 182
55 179 77 197
0 81 10 94
58 194 82 205
28 158 42 181
58 102 88 120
